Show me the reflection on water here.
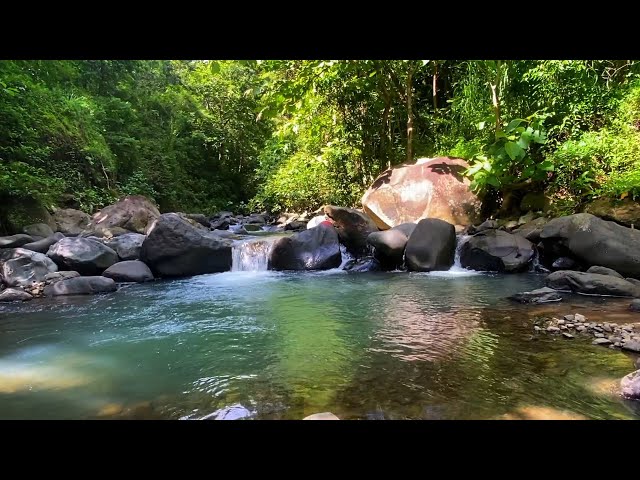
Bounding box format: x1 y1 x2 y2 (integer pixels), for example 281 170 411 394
0 271 638 419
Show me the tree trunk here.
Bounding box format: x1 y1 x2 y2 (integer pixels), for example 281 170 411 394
406 66 414 164
490 60 502 133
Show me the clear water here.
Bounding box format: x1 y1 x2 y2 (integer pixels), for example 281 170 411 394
1 270 639 420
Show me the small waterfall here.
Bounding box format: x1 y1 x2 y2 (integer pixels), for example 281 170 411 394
450 234 471 271
231 237 280 272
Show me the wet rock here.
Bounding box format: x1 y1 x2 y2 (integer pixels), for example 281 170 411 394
476 219 499 232
201 404 254 420
552 257 578 271
592 338 612 345
47 237 118 275
53 208 91 235
303 412 340 420
269 224 341 271
367 223 416 269
586 266 624 279
23 223 54 238
141 213 233 277
460 230 535 272
361 157 482 229
103 233 146 261
284 220 307 231
0 288 33 302
405 218 456 272
22 232 66 254
0 234 34 249
546 270 640 297
103 261 154 283
324 205 378 256
0 248 58 287
620 369 640 400
509 287 562 304
343 256 381 272
43 276 116 296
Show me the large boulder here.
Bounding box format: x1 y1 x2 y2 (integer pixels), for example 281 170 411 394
0 234 34 248
103 233 145 261
22 232 65 254
140 213 232 277
405 218 456 272
89 196 160 235
53 209 91 235
0 288 33 302
584 197 640 227
269 224 341 271
361 157 482 230
43 276 116 296
545 270 640 297
0 248 58 287
324 205 378 256
103 261 154 283
540 213 640 278
47 237 118 275
460 230 534 272
620 369 640 400
367 222 416 269
512 217 549 243
23 223 54 238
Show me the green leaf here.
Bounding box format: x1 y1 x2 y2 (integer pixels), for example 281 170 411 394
505 118 525 132
486 175 500 187
522 165 536 178
538 160 554 171
505 142 524 161
516 136 530 150
210 61 221 74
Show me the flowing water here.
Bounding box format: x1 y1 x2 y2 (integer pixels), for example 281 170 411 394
0 237 639 420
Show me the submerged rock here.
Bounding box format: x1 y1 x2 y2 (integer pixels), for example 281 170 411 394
43 276 116 296
0 288 33 302
47 237 118 275
405 218 456 272
460 230 534 272
141 213 232 277
546 270 640 297
103 260 154 283
0 248 58 287
269 224 341 271
509 287 563 304
361 157 482 229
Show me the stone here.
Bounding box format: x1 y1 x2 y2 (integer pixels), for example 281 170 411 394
103 261 154 283
303 412 340 420
21 232 65 254
269 224 341 271
141 213 233 277
564 314 575 321
512 217 549 243
43 276 117 296
562 333 574 339
630 299 640 312
405 218 456 272
540 213 640 278
183 214 209 228
584 197 640 227
306 215 329 229
343 256 381 272
2 197 56 234
574 313 586 322
103 233 146 261
621 340 640 353
545 270 640 297
53 209 91 235
586 266 624 279
367 223 416 269
47 237 118 275
592 338 612 345
551 257 578 271
23 223 54 238
324 205 378 256
0 248 58 287
43 271 80 285
460 230 535 272
620 369 640 400
547 326 560 333
361 157 482 230
0 288 32 302
509 287 563 304
0 234 34 248
89 196 160 234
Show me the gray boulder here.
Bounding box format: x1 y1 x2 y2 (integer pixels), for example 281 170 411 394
103 261 154 283
540 213 640 278
23 223 54 238
546 270 640 297
269 224 341 271
47 237 118 275
0 248 58 287
0 234 34 248
0 288 33 302
405 218 456 272
512 217 549 243
104 233 146 260
22 232 65 253
586 265 624 278
44 271 80 285
141 213 233 277
43 276 117 296
53 208 91 235
460 230 535 272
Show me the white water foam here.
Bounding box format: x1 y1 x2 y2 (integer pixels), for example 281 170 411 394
231 237 281 272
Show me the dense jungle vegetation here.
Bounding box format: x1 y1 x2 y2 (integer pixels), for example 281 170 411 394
2 60 640 231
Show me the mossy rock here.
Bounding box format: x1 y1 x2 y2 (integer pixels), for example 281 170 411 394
1 197 56 235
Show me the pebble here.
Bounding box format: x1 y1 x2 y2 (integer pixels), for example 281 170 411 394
576 326 586 332
564 314 575 322
593 338 612 345
547 326 560 333
603 325 613 333
575 313 586 322
557 319 565 325
567 324 574 328
534 326 541 332
562 333 574 339
560 325 568 330
594 333 605 338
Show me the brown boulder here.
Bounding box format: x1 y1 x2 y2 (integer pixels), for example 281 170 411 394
324 205 378 256
89 196 160 234
583 197 640 227
361 157 482 230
